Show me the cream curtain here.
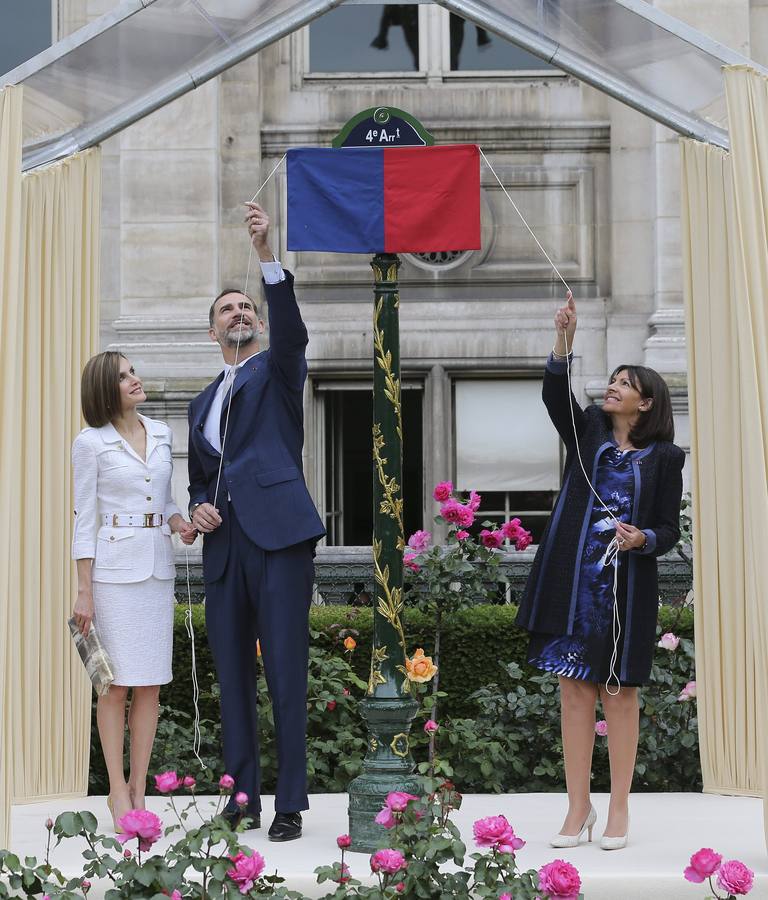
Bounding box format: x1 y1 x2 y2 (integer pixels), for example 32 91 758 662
681 66 768 838
0 84 24 848
0 81 101 845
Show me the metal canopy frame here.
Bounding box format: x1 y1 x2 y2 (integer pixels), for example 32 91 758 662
3 0 766 169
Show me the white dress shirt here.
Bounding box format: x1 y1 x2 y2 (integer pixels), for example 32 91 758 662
203 259 285 452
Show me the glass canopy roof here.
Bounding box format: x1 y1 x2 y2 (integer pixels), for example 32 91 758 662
2 0 764 170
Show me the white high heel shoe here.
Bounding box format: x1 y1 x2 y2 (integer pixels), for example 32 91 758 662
600 816 629 850
550 805 597 848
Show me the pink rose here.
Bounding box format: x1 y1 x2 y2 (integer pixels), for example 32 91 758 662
170 892 182 900
424 719 439 734
218 774 235 791
473 815 518 849
501 518 521 541
407 530 432 552
370 849 406 875
183 775 196 789
480 529 504 549
678 680 697 702
235 792 248 807
537 859 582 899
684 847 722 883
499 895 512 900
717 859 754 895
515 528 533 551
658 632 680 651
154 770 181 793
375 806 397 829
327 700 337 711
386 791 420 812
403 553 421 572
395 883 405 893
498 832 526 854
456 530 470 541
440 499 475 528
595 720 608 736
81 881 91 894
468 490 482 511
45 818 54 830
116 809 163 851
433 481 453 502
343 688 350 696
337 833 351 849
227 850 266 895
123 849 132 859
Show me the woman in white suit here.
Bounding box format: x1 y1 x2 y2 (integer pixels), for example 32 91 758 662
71 351 196 830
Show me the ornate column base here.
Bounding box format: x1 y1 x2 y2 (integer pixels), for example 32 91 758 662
348 696 420 852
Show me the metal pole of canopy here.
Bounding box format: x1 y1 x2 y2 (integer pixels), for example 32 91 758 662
11 0 345 171
435 0 731 150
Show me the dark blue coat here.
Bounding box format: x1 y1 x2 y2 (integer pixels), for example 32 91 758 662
187 272 326 583
516 356 685 684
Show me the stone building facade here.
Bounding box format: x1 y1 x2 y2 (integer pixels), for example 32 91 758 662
48 1 768 555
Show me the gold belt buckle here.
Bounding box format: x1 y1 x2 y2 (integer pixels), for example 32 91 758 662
112 514 119 528
144 513 154 528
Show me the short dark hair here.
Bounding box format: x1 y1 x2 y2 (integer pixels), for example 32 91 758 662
606 364 675 446
208 288 258 328
80 351 127 428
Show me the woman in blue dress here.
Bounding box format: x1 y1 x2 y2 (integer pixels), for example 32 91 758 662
516 293 684 851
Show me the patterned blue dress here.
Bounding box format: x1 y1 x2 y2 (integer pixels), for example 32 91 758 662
527 445 640 684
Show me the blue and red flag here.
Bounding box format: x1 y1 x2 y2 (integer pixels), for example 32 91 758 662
286 144 480 254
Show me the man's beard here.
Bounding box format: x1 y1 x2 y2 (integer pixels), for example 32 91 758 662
223 325 254 347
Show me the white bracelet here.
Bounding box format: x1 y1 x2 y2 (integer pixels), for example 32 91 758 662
551 347 571 359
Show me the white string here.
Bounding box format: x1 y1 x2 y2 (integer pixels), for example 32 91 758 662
185 153 287 769
184 546 206 769
480 146 623 695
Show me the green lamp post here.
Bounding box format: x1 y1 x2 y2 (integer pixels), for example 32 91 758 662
334 108 435 851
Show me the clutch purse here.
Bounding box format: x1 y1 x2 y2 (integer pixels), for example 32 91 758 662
68 617 114 696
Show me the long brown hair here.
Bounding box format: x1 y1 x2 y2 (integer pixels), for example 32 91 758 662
607 364 674 447
80 351 127 427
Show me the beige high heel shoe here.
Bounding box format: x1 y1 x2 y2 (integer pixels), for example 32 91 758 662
550 805 597 848
601 816 629 850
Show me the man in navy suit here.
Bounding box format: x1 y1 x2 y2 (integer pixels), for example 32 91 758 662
187 203 325 840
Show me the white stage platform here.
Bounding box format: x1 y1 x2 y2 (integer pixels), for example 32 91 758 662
10 792 767 898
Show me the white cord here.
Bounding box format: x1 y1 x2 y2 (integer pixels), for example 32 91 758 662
185 153 288 769
184 546 206 769
480 147 624 695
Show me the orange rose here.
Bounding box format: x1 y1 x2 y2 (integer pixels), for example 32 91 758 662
256 639 262 658
405 648 437 683
344 636 357 652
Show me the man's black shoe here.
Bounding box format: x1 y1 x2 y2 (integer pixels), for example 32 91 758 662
221 809 261 831
268 812 302 842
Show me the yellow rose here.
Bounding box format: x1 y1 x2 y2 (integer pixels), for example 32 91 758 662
344 636 357 652
405 648 437 683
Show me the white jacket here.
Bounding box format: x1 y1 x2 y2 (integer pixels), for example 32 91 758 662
71 415 182 584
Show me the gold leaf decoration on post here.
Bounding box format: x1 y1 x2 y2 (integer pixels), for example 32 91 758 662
373 298 403 441
373 538 410 694
372 423 404 545
367 645 388 695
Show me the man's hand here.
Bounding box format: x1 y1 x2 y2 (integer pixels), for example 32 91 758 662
72 588 95 637
192 502 223 534
244 202 274 263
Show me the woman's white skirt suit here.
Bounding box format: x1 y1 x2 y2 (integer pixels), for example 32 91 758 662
71 415 182 686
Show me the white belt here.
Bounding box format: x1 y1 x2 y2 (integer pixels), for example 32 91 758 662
102 513 164 528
